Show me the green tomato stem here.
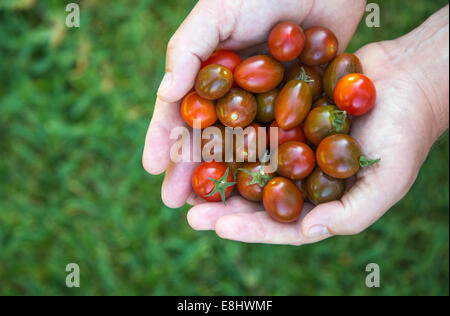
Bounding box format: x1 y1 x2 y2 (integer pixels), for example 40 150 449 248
359 155 381 167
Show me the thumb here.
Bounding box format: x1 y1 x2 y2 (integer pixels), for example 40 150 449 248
157 1 221 103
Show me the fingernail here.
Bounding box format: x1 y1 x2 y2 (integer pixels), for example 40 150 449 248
158 72 172 94
307 225 329 238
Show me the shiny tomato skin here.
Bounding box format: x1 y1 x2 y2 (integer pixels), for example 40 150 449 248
237 162 275 202
216 88 257 128
268 121 306 147
277 141 315 180
255 89 279 123
285 64 323 100
268 21 305 62
303 105 350 145
323 53 363 102
192 162 235 202
334 73 376 116
201 50 242 73
312 96 334 108
263 177 303 223
294 178 308 200
300 26 339 66
195 64 233 100
316 134 362 179
234 55 284 93
306 167 345 205
181 92 217 129
275 79 312 130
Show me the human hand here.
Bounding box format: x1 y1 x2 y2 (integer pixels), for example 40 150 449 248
143 0 366 207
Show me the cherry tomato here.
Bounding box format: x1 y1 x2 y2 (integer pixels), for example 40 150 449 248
334 73 376 116
285 64 323 100
299 26 338 66
312 96 333 108
181 91 217 129
255 89 279 123
195 64 233 100
268 21 305 62
216 88 257 127
192 162 235 203
234 123 266 162
275 79 312 130
277 141 315 180
323 53 363 101
201 50 242 73
268 121 306 147
306 167 345 205
234 55 284 93
316 134 362 179
303 105 350 145
236 161 274 202
263 177 303 223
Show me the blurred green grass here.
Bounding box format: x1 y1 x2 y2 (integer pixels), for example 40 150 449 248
0 0 448 296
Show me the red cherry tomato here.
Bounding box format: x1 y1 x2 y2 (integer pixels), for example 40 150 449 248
181 92 217 129
234 55 284 93
277 141 315 180
300 26 338 66
263 177 303 223
268 121 306 147
268 21 305 62
334 73 376 116
201 50 242 73
192 162 235 203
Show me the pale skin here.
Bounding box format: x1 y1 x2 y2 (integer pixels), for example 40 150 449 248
143 0 449 245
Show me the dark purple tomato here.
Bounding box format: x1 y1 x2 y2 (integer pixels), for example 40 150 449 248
285 64 323 100
299 26 339 66
312 96 334 108
216 88 257 128
303 105 350 145
263 177 303 223
277 141 315 180
195 64 233 100
306 167 345 205
255 89 279 123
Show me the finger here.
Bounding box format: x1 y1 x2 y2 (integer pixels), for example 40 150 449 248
303 0 367 52
187 196 264 231
162 161 199 208
215 203 331 245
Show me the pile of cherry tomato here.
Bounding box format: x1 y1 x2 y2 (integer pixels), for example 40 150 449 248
183 22 379 223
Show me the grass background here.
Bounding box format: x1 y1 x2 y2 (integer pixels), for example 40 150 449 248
0 0 448 296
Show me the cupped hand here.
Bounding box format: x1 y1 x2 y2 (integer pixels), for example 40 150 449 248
143 1 449 245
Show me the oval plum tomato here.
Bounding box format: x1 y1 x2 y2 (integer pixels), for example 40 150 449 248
285 64 323 100
277 141 315 180
201 50 242 73
268 121 306 147
234 55 284 93
312 96 334 108
303 105 350 145
323 53 363 101
195 64 233 100
216 88 257 128
316 134 381 179
255 89 279 123
300 26 338 66
275 79 312 130
234 123 266 162
236 161 274 202
181 91 217 129
334 73 376 116
268 21 305 62
306 167 345 205
192 162 235 204
263 177 303 223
